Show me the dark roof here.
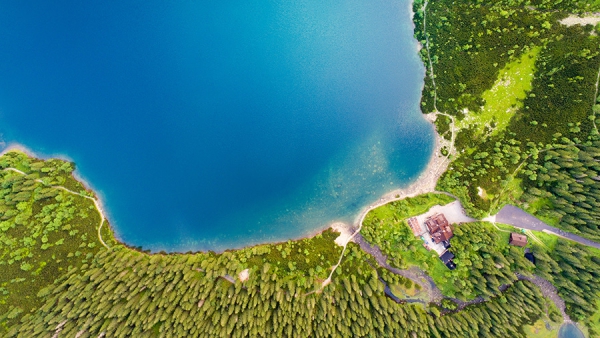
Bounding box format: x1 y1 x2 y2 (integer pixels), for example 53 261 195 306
525 252 536 264
439 250 455 264
445 261 456 270
509 233 528 247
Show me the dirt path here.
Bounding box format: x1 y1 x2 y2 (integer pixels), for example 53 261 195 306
322 212 372 288
1 167 110 249
421 0 438 112
352 232 443 302
593 64 600 131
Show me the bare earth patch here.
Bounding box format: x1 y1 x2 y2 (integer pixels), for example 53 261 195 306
331 222 353 247
560 14 600 27
238 269 250 282
414 200 477 226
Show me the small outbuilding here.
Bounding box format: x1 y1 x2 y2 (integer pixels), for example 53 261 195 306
509 233 528 247
439 250 454 264
439 250 456 270
525 252 536 264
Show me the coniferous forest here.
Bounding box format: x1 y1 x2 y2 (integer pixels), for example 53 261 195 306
0 153 563 337
2 0 600 336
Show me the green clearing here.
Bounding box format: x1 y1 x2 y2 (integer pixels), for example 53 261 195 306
524 282 562 338
389 281 422 299
378 268 426 301
368 193 455 222
458 47 539 135
529 230 558 252
399 239 458 296
493 222 557 251
523 197 561 228
524 319 559 338
490 176 526 214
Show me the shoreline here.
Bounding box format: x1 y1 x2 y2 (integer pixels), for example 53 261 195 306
0 142 113 242
0 114 449 253
351 113 449 227
0 135 449 254
326 112 450 248
0 0 438 255
0 113 450 254
0 110 449 254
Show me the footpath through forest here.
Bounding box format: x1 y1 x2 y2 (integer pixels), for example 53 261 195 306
1 167 110 249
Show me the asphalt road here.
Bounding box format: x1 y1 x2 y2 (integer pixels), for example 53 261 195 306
495 205 600 250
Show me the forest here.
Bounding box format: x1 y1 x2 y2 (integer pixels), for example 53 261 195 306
413 0 600 218
520 136 600 242
0 152 598 336
2 0 600 336
411 0 600 333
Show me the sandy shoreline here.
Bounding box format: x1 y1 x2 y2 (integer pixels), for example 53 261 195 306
1 115 451 253
326 112 451 249
1 112 450 254
560 14 600 27
0 143 38 158
353 113 449 225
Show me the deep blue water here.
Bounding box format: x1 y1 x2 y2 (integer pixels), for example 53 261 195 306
558 323 585 338
0 0 433 252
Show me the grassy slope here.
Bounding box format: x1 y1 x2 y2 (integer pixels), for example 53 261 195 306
457 47 539 135
416 0 600 219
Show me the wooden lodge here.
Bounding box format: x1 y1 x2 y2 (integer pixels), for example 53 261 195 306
425 213 453 245
509 233 528 247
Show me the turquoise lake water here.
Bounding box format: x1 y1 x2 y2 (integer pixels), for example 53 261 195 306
0 0 433 252
558 323 585 338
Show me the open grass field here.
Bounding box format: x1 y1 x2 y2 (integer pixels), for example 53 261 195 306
524 319 560 338
400 242 458 296
369 193 455 222
457 47 539 135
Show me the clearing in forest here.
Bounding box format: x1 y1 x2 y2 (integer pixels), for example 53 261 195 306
458 47 540 135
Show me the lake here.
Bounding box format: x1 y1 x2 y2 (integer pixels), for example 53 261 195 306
0 0 433 252
558 323 585 338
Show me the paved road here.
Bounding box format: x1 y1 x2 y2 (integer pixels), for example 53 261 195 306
353 202 588 313
495 205 600 250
